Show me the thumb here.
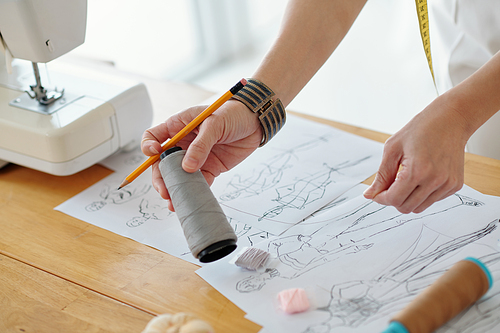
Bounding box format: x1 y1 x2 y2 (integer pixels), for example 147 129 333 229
364 155 400 200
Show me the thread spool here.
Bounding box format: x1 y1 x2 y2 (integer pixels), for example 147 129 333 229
141 312 214 333
277 288 310 314
159 147 237 263
234 247 271 270
383 257 493 333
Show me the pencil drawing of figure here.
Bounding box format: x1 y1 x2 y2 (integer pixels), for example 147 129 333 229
126 197 172 227
236 268 281 293
219 136 330 201
259 156 372 221
85 183 151 212
231 218 271 246
235 194 484 293
305 195 349 218
302 220 500 333
329 194 483 244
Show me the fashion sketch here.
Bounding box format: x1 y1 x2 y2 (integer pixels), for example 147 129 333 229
85 182 151 212
258 156 371 221
219 136 331 202
304 221 500 332
126 197 173 227
236 194 485 293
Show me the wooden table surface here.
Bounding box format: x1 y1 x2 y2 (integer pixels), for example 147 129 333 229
1 65 500 333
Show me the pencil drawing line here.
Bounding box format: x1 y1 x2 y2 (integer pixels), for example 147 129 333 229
304 220 500 332
235 194 487 295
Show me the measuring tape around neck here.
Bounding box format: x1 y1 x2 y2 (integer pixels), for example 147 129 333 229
415 0 437 91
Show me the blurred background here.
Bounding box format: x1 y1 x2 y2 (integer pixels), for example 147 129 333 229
69 0 437 136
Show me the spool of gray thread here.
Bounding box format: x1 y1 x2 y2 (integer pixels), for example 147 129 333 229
159 147 237 263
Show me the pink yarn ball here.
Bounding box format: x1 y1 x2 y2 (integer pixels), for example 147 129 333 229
277 288 310 314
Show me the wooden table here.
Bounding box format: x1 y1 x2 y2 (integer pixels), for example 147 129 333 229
1 65 500 332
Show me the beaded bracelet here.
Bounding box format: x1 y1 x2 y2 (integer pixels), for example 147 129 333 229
231 78 286 147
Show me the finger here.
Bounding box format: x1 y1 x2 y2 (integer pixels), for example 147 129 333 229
201 169 216 186
395 170 463 213
397 184 441 214
371 165 420 209
141 106 208 156
363 146 401 200
411 189 446 214
141 126 165 156
182 117 223 173
167 199 175 212
151 161 176 212
151 162 170 200
412 182 463 214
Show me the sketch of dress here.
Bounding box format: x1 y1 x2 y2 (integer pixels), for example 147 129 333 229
303 220 500 332
231 218 271 246
220 136 330 202
259 156 372 221
235 194 485 293
327 194 483 244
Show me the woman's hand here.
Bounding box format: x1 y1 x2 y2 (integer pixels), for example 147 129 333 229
363 96 468 214
141 100 262 210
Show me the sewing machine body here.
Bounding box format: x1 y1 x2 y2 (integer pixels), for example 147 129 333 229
0 0 153 175
0 60 152 175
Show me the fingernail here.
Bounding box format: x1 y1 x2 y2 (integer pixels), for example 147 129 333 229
149 146 160 155
183 156 198 171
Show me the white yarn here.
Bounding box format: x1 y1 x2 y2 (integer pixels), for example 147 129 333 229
234 247 270 270
141 313 214 333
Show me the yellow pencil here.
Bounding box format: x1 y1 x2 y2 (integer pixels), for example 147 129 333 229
118 78 247 189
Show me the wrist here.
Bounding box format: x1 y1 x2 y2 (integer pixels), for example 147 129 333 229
226 99 263 135
436 92 480 145
231 78 286 146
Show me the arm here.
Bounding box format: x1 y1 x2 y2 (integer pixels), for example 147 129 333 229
252 0 367 106
141 0 367 206
364 51 500 213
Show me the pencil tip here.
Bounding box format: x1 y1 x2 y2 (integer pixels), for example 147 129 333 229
118 179 131 190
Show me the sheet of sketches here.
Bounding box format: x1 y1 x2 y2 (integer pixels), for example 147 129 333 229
56 114 383 265
197 184 500 333
55 113 500 333
210 115 384 235
55 165 274 265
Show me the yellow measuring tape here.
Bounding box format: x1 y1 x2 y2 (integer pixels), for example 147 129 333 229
415 0 437 89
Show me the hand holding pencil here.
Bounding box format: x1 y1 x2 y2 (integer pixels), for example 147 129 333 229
128 79 263 209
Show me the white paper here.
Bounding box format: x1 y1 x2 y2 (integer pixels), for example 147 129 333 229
56 114 383 264
55 165 272 265
197 184 500 333
211 114 384 235
53 113 500 332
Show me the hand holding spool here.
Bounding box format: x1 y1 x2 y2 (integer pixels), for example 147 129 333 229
159 146 237 263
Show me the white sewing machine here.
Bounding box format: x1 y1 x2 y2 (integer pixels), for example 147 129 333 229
0 0 153 175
